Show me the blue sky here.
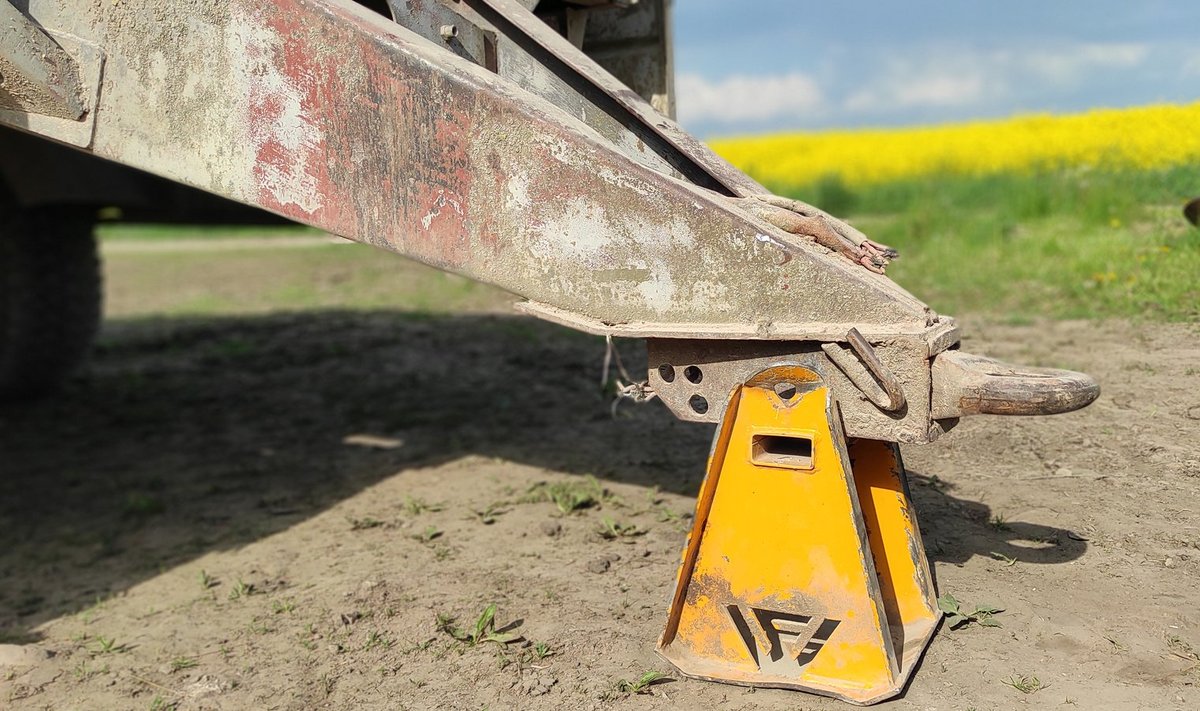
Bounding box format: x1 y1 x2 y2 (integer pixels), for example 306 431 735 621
673 1 1200 137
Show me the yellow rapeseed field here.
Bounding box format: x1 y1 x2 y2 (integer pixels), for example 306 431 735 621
709 102 1200 187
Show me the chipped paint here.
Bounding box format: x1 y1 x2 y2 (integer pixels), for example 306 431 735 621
420 189 465 230
234 16 326 216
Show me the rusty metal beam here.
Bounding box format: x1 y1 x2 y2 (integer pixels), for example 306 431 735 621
6 0 934 339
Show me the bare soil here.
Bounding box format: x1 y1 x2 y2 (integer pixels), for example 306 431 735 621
2 300 1199 709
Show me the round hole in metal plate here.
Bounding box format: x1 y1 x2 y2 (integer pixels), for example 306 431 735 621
684 365 703 384
688 394 708 414
658 364 676 383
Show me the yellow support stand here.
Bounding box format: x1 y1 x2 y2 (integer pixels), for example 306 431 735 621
657 365 940 705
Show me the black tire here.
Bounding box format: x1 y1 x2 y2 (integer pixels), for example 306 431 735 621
0 206 102 399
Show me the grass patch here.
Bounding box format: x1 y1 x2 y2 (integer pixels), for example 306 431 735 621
772 165 1200 320
937 593 1003 629
99 233 507 319
436 604 522 648
615 670 670 694
523 476 610 514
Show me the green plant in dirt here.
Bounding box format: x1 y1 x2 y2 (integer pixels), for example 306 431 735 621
437 604 522 648
271 599 296 614
1002 674 1048 694
531 642 555 660
598 517 645 540
656 506 684 524
616 670 669 694
73 659 107 680
93 636 128 654
474 502 509 525
989 514 1012 531
169 656 198 672
363 630 394 651
349 516 385 531
937 594 1003 629
149 695 178 711
413 525 443 543
228 579 255 600
524 476 608 514
403 496 444 515
198 569 217 590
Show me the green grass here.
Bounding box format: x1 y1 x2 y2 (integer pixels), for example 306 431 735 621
96 222 325 242
99 233 506 319
773 165 1200 321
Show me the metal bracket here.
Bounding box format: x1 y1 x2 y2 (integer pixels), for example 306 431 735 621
821 328 907 413
0 4 103 148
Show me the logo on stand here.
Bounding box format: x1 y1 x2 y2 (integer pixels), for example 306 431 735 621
727 605 841 669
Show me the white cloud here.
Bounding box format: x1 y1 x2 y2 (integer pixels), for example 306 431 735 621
673 41 1155 133
1180 49 1200 77
675 72 824 126
841 42 1149 116
844 71 985 113
1016 43 1148 83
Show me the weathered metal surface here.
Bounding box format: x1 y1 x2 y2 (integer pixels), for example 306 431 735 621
388 0 753 194
578 0 675 118
0 2 84 120
475 0 761 195
647 318 957 444
0 1 103 148
8 0 934 343
930 350 1100 419
657 366 939 704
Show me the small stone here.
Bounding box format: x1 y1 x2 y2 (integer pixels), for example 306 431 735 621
1165 557 1176 568
518 674 558 696
539 521 562 537
327 643 343 654
586 558 610 574
1055 467 1073 477
187 674 230 698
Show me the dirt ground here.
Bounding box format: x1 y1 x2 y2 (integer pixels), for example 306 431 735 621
2 249 1199 710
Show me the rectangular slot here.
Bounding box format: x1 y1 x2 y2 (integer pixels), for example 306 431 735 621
751 433 814 470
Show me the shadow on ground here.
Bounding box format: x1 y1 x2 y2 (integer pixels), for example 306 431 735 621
0 311 1084 640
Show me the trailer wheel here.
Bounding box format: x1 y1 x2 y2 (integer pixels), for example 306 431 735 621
0 206 102 399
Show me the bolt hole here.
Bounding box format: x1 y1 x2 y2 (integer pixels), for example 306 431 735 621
658 364 676 383
773 382 798 400
688 394 709 415
684 366 703 384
